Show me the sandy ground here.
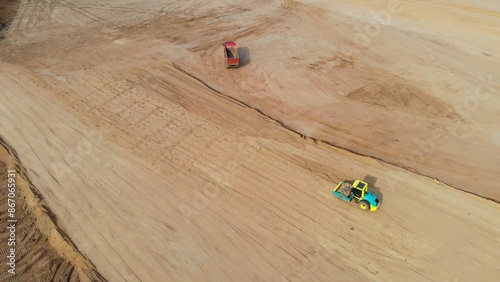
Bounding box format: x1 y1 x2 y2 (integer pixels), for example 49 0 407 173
0 0 19 24
0 137 104 281
0 0 20 40
0 0 499 281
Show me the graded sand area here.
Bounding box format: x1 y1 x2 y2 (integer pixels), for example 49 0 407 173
0 0 499 281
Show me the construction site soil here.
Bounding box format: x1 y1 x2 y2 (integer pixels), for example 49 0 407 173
0 138 104 281
0 0 499 281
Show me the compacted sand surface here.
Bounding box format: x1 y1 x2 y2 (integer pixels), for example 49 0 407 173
0 0 499 281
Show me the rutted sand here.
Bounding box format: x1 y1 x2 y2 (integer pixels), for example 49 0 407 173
0 0 499 281
0 137 105 281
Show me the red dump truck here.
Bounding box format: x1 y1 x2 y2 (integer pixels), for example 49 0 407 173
223 41 239 68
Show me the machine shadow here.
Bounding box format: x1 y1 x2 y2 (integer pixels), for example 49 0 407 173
364 175 384 204
237 47 251 67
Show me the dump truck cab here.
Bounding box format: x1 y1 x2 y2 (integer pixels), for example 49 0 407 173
332 180 380 211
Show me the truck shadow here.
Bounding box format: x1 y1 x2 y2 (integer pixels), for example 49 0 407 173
237 47 250 67
363 175 384 204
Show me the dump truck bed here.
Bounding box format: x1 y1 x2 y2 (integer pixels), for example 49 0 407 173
223 41 239 68
225 46 238 59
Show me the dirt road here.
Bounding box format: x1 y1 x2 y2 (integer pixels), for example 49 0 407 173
0 0 499 281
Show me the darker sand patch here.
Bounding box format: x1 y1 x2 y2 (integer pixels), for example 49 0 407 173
0 0 20 25
0 0 20 40
347 78 461 120
0 136 105 281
